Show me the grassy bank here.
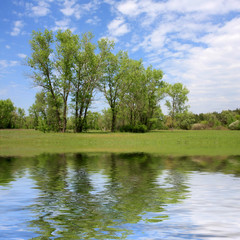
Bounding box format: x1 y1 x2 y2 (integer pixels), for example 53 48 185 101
0 129 240 157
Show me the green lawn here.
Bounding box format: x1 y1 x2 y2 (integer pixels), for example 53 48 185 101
0 129 240 157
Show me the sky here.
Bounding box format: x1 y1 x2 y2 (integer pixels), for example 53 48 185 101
0 0 240 114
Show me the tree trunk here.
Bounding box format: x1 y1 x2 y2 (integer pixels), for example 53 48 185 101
76 105 84 133
111 108 117 132
63 100 67 132
74 92 79 133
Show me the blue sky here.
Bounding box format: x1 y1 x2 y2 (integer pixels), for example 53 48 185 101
0 0 240 114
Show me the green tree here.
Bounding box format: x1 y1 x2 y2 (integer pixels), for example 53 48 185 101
99 38 129 132
15 108 26 128
117 60 164 130
72 33 102 132
0 99 15 128
144 66 164 129
27 29 62 131
176 111 196 130
165 83 189 128
55 30 79 132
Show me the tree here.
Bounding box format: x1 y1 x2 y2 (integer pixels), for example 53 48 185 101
15 108 26 128
117 60 164 130
72 32 102 132
0 99 15 128
99 38 129 132
29 91 62 132
27 29 62 131
144 66 164 129
55 30 79 132
165 83 189 128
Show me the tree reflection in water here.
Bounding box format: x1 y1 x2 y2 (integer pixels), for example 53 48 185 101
0 153 240 239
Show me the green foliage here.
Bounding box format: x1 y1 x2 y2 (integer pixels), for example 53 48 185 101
120 124 148 133
37 117 50 133
0 99 15 128
176 112 196 130
165 83 189 128
229 120 240 130
28 29 62 131
192 123 208 130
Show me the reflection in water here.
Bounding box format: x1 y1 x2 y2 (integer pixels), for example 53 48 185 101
0 154 240 239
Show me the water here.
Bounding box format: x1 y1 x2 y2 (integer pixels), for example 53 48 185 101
0 153 240 239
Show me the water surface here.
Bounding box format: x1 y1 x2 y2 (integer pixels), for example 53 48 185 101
0 153 240 239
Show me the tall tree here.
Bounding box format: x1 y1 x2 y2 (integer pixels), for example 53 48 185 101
27 30 62 131
99 38 129 132
72 33 101 132
55 30 79 132
144 66 164 129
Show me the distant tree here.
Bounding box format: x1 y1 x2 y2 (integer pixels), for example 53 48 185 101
165 83 189 128
0 99 15 128
86 111 101 130
15 108 26 128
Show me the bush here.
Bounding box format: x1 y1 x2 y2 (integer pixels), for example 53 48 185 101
120 124 148 133
37 118 50 133
133 124 148 133
214 126 228 130
229 120 240 130
192 123 208 130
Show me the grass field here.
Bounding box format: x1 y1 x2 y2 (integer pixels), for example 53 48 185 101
0 129 240 157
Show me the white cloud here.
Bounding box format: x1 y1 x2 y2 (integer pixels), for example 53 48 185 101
117 0 240 19
52 18 76 32
166 0 240 14
107 17 130 37
117 0 141 17
10 20 24 36
5 45 11 49
60 0 100 19
0 60 18 68
60 0 79 18
25 0 51 17
31 0 50 17
86 16 101 25
18 53 27 59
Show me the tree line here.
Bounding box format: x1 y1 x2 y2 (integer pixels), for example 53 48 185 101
1 97 240 131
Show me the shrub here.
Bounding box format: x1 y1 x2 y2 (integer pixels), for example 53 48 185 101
37 118 50 133
192 123 208 130
120 124 133 132
133 124 148 133
229 120 240 130
214 126 228 130
120 124 148 133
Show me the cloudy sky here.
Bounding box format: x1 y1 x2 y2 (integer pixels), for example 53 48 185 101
0 0 240 114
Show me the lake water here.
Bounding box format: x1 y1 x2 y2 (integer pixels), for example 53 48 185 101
0 153 240 239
